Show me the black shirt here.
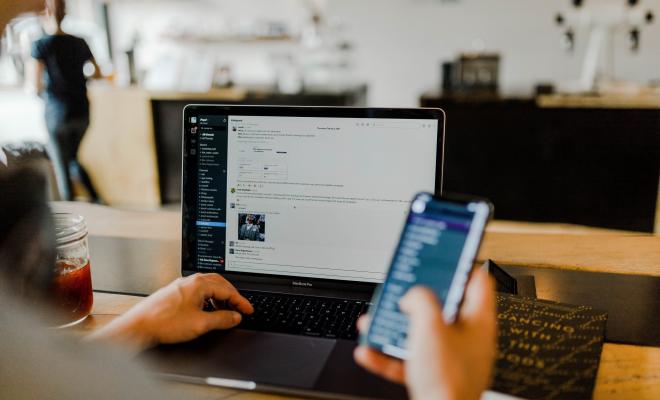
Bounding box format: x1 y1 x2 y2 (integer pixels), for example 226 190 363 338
31 34 93 117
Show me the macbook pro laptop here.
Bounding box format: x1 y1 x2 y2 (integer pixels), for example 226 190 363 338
144 105 445 399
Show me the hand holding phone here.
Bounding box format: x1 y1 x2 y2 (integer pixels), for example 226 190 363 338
355 268 497 400
362 193 492 359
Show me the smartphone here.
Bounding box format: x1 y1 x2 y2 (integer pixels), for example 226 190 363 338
363 192 493 359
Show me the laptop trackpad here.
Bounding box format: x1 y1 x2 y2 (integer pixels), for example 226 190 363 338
142 329 336 389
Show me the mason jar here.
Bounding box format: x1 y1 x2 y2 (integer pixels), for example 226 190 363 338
52 213 93 327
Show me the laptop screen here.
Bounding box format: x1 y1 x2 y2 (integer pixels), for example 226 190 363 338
182 106 443 284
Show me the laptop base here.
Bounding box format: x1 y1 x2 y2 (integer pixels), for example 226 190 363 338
141 329 407 400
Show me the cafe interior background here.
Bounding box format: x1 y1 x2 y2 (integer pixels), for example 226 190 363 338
1 0 659 233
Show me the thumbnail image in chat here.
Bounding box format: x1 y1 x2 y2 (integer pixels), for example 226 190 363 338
238 213 266 242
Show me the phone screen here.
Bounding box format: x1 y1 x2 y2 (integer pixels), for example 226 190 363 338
364 193 491 359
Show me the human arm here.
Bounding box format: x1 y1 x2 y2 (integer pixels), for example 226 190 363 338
354 268 497 400
80 38 104 80
85 273 254 353
26 58 45 95
87 56 104 80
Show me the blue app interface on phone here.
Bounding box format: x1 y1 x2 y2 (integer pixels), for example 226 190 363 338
367 196 476 357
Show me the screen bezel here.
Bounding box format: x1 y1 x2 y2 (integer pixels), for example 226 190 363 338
364 192 493 358
181 105 446 293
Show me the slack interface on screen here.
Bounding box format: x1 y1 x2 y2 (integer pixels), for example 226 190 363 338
189 115 438 282
192 115 229 271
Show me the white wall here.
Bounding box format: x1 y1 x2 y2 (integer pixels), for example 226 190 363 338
106 0 312 87
105 0 660 106
327 0 660 106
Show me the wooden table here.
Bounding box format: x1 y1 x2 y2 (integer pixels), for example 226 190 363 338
54 202 660 400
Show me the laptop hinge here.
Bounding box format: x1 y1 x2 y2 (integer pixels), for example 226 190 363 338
233 280 374 301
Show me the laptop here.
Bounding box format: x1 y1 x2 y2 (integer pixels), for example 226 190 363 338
143 105 445 399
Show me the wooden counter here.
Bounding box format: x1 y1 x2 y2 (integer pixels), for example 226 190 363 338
78 86 259 209
53 202 660 400
83 290 660 400
420 91 660 110
537 93 660 109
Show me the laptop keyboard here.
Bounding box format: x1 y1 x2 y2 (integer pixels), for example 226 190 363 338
238 290 371 340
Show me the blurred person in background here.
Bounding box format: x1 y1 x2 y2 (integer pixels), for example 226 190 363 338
28 0 102 201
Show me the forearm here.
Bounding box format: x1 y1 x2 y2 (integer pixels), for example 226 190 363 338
84 274 252 355
89 59 104 80
25 60 44 95
84 312 156 354
92 67 103 80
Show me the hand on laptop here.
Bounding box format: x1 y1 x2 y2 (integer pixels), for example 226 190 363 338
87 273 253 352
354 268 496 400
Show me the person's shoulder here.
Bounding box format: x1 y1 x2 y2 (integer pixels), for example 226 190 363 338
70 35 87 43
34 35 49 45
71 35 91 47
35 34 70 48
32 35 54 58
68 35 93 55
60 34 85 44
